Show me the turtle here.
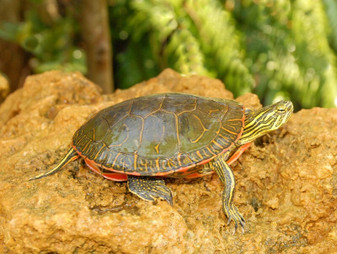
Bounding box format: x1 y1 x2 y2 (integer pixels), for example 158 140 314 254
30 93 293 231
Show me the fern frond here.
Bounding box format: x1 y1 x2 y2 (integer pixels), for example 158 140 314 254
131 0 208 75
186 0 254 96
165 28 208 75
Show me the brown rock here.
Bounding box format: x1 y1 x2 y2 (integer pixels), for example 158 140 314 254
0 72 9 103
1 69 337 253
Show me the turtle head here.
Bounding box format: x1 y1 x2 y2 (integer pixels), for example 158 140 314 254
238 100 293 145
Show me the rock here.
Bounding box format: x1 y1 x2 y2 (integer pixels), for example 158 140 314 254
0 69 337 253
0 72 9 103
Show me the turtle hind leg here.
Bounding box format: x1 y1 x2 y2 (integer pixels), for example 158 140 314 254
127 176 173 206
29 148 79 181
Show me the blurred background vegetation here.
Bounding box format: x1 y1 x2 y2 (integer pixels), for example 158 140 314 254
1 0 337 110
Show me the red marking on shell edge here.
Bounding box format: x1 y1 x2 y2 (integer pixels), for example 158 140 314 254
184 172 215 179
84 157 129 181
102 172 128 181
227 142 251 165
72 107 245 178
84 158 101 175
74 145 143 178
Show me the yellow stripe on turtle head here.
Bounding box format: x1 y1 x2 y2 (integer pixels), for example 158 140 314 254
238 100 293 145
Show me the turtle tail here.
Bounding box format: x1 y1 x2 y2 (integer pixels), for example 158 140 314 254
29 147 79 181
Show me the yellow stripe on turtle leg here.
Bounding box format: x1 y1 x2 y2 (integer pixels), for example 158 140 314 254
127 176 173 205
29 148 79 181
212 154 245 232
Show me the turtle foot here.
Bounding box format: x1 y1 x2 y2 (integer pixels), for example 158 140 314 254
225 205 245 234
127 176 173 205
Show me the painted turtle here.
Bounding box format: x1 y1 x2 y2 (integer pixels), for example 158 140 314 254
30 93 293 231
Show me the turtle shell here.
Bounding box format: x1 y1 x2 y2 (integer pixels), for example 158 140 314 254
72 93 245 176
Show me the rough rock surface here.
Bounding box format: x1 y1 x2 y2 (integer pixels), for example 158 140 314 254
0 69 337 253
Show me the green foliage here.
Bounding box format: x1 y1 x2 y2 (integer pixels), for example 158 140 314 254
0 9 86 74
186 0 254 95
111 0 254 95
323 0 337 53
109 0 160 88
229 0 337 108
110 0 337 108
2 0 337 108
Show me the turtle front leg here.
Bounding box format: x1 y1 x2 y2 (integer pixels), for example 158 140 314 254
127 176 173 205
212 155 245 232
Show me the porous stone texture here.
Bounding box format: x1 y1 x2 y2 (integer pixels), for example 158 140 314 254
0 69 337 253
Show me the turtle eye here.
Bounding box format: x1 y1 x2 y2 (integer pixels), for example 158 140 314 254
276 106 286 113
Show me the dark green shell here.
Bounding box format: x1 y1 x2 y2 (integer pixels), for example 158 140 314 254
72 93 244 176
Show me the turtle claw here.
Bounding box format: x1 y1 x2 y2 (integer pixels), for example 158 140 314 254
128 176 173 205
231 218 245 234
146 184 173 206
224 205 245 234
226 217 232 226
